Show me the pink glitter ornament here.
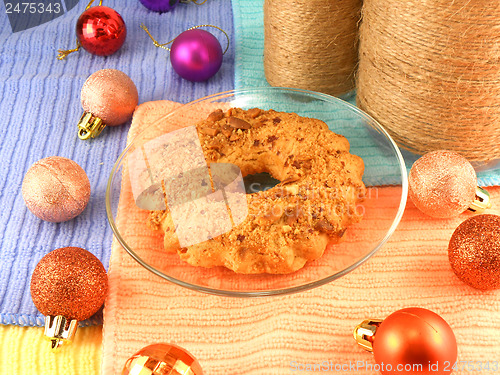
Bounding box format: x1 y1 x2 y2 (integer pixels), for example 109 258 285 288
78 69 138 140
22 157 91 223
408 150 490 218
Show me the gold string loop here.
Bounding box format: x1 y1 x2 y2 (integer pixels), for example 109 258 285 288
85 0 103 10
140 23 229 55
56 0 103 60
179 0 208 5
57 39 81 60
140 24 173 51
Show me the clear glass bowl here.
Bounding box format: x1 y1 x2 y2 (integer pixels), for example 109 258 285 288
106 88 407 297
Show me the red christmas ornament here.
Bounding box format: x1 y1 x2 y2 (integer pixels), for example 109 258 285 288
76 6 126 56
122 343 203 375
57 0 126 60
449 214 500 290
30 247 108 351
354 307 457 375
409 150 490 218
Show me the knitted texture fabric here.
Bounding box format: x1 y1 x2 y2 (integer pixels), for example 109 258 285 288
0 0 234 327
0 324 102 375
102 100 500 375
231 0 500 185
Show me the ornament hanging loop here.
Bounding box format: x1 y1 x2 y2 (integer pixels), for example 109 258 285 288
468 187 492 213
57 40 81 60
140 24 172 52
85 0 103 9
44 315 78 352
353 319 382 352
77 112 106 140
56 0 104 60
140 23 229 55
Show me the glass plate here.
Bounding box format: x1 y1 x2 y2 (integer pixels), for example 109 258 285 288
106 88 407 296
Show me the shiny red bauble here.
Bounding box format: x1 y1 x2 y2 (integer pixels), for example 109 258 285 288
373 308 457 375
76 6 126 56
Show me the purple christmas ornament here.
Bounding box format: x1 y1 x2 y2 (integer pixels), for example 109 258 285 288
139 0 180 13
170 29 223 82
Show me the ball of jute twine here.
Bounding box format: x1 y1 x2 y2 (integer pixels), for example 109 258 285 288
357 0 500 162
264 0 362 97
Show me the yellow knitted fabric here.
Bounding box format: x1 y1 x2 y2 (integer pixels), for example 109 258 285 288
0 325 102 375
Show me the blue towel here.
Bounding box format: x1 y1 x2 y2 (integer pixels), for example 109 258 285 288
0 0 234 327
231 0 500 186
2 0 499 329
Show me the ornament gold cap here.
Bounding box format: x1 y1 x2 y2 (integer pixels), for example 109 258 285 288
44 315 78 352
353 319 382 353
77 112 106 140
468 187 491 213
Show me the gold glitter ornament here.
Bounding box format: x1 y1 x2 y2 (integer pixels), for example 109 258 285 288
122 343 203 375
449 214 500 290
30 247 108 351
22 156 91 223
409 150 491 218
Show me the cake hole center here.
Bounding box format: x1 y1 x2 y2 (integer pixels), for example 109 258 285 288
243 172 281 194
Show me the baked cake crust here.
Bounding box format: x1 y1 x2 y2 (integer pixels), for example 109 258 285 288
149 107 365 274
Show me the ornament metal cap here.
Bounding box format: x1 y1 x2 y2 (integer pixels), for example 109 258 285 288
353 319 382 352
468 187 492 213
77 112 106 140
44 315 78 352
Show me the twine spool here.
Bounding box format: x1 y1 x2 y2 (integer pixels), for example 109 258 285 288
264 0 362 97
357 0 500 162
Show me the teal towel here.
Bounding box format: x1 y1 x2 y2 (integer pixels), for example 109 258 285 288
231 0 500 186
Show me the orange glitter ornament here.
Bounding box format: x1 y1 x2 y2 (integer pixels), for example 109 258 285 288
449 214 500 290
30 247 108 351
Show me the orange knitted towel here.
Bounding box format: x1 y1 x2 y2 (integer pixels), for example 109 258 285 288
102 100 500 375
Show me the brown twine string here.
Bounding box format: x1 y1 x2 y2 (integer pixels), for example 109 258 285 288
357 0 500 162
263 0 362 97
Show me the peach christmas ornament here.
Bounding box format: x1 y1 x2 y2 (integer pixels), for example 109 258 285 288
22 156 90 223
78 69 138 140
409 150 490 218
